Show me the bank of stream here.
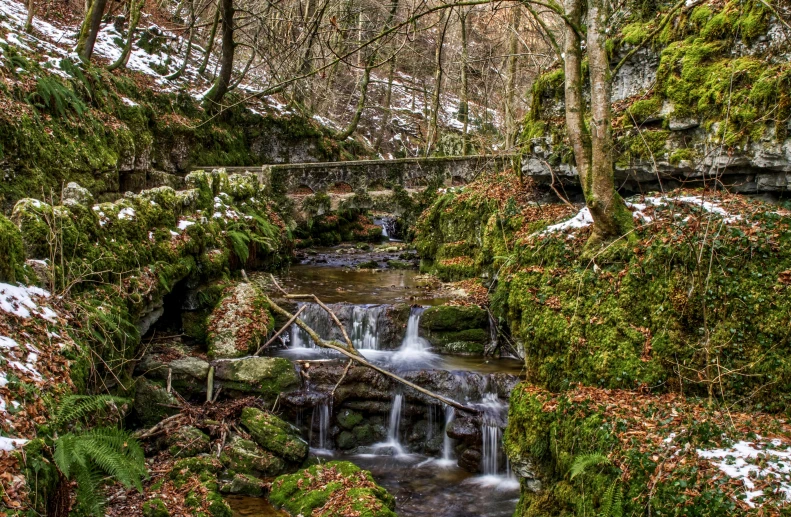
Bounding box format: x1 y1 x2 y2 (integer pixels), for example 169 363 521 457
242 245 523 516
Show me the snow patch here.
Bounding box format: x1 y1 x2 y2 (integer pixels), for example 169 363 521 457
0 436 29 451
0 283 58 322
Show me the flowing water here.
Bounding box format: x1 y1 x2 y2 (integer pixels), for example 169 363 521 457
261 254 520 516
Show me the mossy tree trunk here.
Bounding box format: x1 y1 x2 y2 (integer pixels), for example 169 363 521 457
459 9 470 155
504 6 521 150
166 0 197 80
24 0 34 33
426 9 449 155
76 0 109 62
198 5 220 76
202 0 235 110
561 0 631 245
107 0 144 72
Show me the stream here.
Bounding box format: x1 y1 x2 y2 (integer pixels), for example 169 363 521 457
231 245 523 517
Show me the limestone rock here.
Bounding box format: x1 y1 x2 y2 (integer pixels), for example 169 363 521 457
218 472 266 497
167 426 211 458
220 435 286 477
62 182 94 206
213 356 298 398
133 377 180 428
240 407 308 464
207 282 274 358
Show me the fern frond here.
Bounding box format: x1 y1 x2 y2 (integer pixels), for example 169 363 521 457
55 394 129 427
569 452 611 479
73 464 105 517
228 230 251 264
599 482 616 517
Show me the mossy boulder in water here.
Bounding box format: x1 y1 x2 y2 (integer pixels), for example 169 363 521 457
240 407 309 464
213 356 299 399
206 282 275 358
218 472 266 497
419 305 489 355
220 435 286 477
269 461 396 517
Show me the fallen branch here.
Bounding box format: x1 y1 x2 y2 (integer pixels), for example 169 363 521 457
262 293 479 414
268 275 359 355
331 360 354 399
253 304 306 356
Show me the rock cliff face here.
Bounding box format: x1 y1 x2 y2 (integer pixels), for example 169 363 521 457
521 2 791 194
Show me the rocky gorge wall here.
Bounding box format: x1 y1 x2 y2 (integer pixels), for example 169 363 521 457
521 0 791 196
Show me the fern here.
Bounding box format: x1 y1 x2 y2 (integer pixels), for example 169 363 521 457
54 427 146 515
55 394 129 427
26 76 86 118
228 230 251 264
570 452 611 479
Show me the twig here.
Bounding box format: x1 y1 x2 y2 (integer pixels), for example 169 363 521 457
543 159 574 208
253 305 306 356
263 293 479 414
331 360 353 399
268 274 359 355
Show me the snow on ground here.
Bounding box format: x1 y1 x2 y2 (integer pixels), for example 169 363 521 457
0 436 29 451
540 195 743 238
698 439 791 507
0 283 58 322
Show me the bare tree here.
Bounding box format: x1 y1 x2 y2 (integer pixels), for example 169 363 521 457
76 0 109 62
202 0 235 109
108 0 146 71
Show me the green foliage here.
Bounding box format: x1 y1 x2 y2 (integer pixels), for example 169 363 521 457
569 453 611 479
55 394 129 428
0 213 27 283
26 76 86 119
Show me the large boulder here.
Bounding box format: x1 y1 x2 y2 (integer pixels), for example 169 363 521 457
269 461 396 517
218 473 266 497
166 426 211 458
220 435 286 477
207 282 274 359
240 407 308 464
213 356 299 399
135 348 210 396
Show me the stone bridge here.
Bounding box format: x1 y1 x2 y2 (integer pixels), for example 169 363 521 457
193 155 517 195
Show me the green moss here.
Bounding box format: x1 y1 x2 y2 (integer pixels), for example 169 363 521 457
240 407 309 464
421 305 488 330
167 426 211 458
0 213 27 283
626 98 661 123
336 409 364 430
270 461 396 517
142 498 170 517
220 436 286 477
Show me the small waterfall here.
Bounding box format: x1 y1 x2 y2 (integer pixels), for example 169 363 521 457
441 406 456 463
311 399 332 450
379 392 406 456
481 424 502 475
392 307 436 365
291 302 387 350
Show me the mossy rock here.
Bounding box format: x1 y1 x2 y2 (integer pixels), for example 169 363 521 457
420 305 488 331
169 456 223 488
167 426 211 458
213 356 299 399
357 260 380 269
142 498 170 517
240 407 308 464
0 213 27 283
220 435 286 477
439 341 486 355
133 377 180 428
218 472 266 497
336 409 363 430
270 461 396 517
337 430 356 450
207 282 275 359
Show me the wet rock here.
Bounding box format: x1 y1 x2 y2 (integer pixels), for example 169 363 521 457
509 453 543 492
240 407 308 464
219 473 266 497
207 282 274 359
133 377 180 428
280 389 329 408
419 305 489 355
337 430 356 449
220 435 286 477
136 351 210 387
458 446 482 473
213 356 299 399
447 417 481 444
336 408 363 430
167 426 211 458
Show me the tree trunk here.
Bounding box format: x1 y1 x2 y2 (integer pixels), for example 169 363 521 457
166 0 196 80
108 0 144 71
76 0 108 62
24 0 35 33
459 10 469 155
198 4 220 76
505 6 521 150
426 10 449 155
374 55 396 152
202 0 234 110
336 65 371 140
585 0 632 242
48 472 71 517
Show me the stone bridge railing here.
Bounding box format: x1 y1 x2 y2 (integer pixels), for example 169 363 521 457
193 155 517 194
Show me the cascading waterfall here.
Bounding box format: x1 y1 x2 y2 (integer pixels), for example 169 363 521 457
481 424 502 475
291 302 387 350
392 307 436 364
382 392 406 456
